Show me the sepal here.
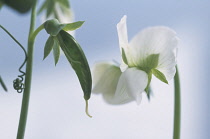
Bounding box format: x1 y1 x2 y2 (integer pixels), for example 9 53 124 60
62 21 85 31
44 19 65 36
152 69 168 84
52 38 60 65
43 36 54 60
141 54 159 71
121 48 128 65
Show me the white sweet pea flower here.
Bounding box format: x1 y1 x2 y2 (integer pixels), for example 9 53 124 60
92 15 178 105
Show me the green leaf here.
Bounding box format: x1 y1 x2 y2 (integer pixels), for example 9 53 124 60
2 0 35 13
0 1 3 9
57 30 92 100
121 48 128 65
44 19 65 36
152 69 168 84
58 0 70 8
62 21 85 31
53 38 60 65
43 36 54 60
38 0 71 19
142 54 159 71
37 0 48 15
0 76 7 92
46 0 54 18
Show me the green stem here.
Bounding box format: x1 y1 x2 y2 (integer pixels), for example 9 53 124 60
30 23 44 41
173 66 181 139
0 76 7 92
16 1 37 139
0 25 26 55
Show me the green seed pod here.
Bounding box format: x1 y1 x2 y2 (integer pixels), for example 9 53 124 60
57 30 92 117
57 30 92 101
44 19 65 36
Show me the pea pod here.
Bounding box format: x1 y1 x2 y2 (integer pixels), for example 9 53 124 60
57 30 92 104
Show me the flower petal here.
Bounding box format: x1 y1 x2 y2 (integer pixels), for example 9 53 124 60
117 15 129 72
156 46 178 81
117 15 128 50
129 26 178 80
92 61 121 98
112 68 148 104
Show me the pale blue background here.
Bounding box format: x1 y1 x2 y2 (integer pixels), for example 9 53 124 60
0 0 209 139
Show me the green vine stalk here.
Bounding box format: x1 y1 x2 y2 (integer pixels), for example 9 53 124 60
173 66 181 139
16 1 42 138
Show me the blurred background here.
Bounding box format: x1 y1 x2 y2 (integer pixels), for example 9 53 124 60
0 0 209 138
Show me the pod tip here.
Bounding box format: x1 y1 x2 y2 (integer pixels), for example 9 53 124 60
85 100 92 118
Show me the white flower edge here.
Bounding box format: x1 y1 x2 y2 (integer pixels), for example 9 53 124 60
117 15 179 81
92 61 148 105
92 15 178 105
116 15 129 72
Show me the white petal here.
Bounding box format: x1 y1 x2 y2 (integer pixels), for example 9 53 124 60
92 62 113 86
117 15 135 71
92 61 121 99
117 15 128 50
156 47 178 81
111 68 148 105
120 62 128 72
129 26 178 80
